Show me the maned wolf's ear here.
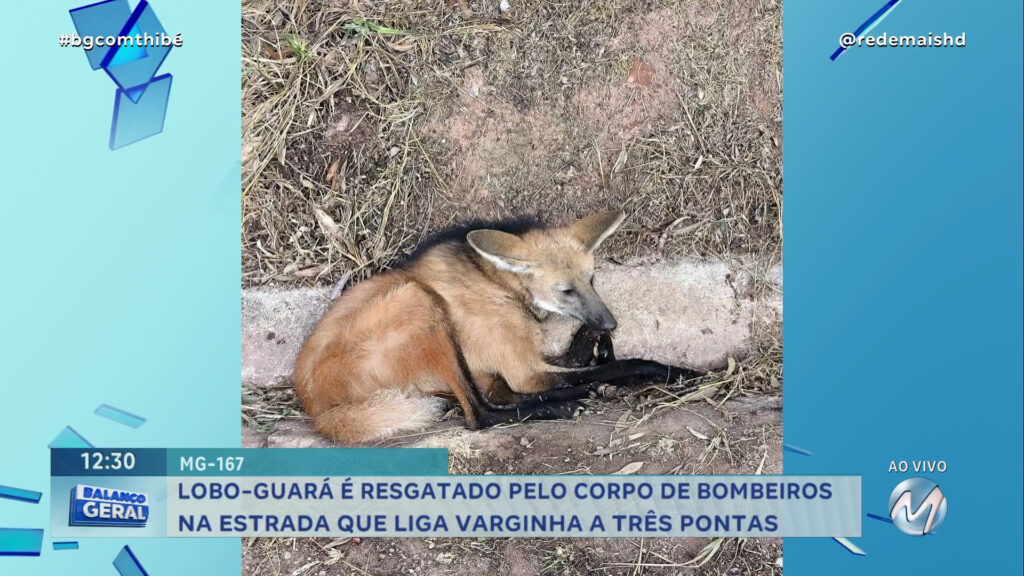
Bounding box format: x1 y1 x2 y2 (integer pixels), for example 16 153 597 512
467 230 534 274
571 210 626 252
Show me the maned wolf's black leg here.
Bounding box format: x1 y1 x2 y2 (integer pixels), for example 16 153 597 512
472 358 701 425
560 359 701 388
510 360 705 407
469 374 584 425
456 365 584 428
476 401 583 428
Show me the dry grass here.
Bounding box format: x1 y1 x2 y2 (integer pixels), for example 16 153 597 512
242 0 781 286
641 319 782 410
244 534 781 576
242 380 300 430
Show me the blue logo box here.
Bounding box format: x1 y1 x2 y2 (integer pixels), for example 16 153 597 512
68 484 149 528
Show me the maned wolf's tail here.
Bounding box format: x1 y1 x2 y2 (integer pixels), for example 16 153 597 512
312 389 446 445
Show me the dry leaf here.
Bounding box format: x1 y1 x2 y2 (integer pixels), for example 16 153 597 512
328 271 355 300
755 451 767 475
686 426 709 441
387 40 416 52
262 45 282 59
612 461 644 475
614 411 632 430
612 148 628 173
325 159 340 186
313 207 341 239
293 265 328 277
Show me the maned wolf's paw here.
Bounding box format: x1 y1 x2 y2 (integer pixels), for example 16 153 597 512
595 332 615 365
529 400 583 421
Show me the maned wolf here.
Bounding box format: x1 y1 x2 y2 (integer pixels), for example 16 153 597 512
294 211 702 444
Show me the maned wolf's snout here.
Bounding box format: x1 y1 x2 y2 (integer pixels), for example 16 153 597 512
588 306 617 333
578 285 617 332
598 315 617 332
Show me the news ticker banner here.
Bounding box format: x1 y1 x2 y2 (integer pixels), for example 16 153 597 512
51 449 861 539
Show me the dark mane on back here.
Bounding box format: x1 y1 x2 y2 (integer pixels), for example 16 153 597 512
401 216 544 263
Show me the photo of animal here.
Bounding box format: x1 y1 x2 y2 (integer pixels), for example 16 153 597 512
241 0 782 571
294 211 704 444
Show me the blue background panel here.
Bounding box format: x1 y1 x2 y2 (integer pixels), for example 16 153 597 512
0 1 240 574
785 0 1023 574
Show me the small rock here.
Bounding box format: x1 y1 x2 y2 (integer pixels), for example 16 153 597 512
553 164 576 184
499 0 510 13
657 437 677 454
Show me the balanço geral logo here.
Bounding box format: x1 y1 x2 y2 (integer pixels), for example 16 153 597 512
69 484 149 528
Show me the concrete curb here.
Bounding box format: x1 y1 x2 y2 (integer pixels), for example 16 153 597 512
242 259 781 388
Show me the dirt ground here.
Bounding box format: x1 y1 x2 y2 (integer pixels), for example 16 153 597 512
243 395 783 576
241 0 781 286
240 0 782 573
